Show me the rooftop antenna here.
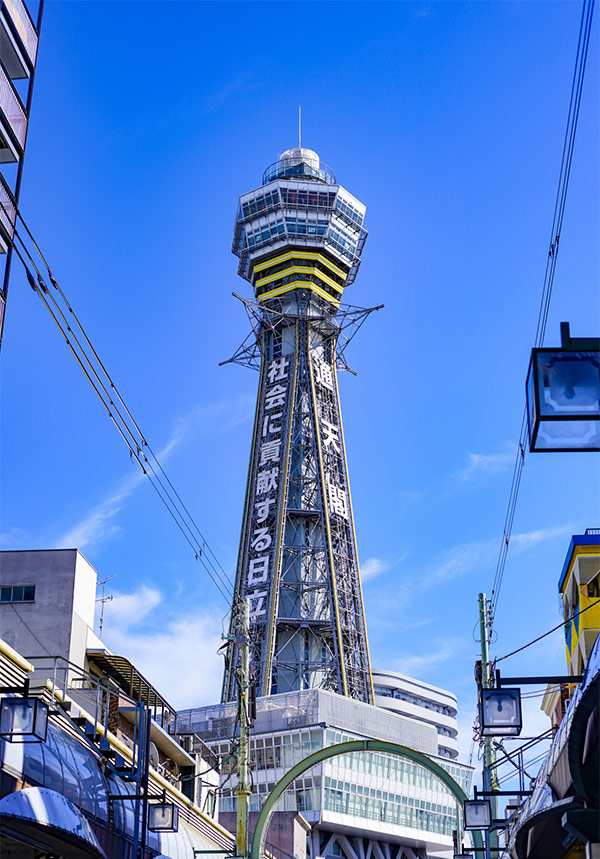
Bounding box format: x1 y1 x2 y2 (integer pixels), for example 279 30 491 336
298 105 301 149
96 574 115 638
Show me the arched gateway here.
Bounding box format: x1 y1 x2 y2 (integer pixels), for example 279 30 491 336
250 739 483 859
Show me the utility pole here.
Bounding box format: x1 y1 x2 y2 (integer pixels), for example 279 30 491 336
478 592 499 858
235 598 251 857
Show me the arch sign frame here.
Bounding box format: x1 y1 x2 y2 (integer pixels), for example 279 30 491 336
249 739 483 859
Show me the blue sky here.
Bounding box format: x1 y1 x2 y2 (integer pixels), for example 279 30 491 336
1 1 598 758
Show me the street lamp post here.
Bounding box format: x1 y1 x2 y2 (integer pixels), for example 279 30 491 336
526 322 600 451
0 679 48 743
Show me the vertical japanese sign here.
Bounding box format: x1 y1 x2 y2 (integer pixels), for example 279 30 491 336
313 357 349 522
244 353 292 625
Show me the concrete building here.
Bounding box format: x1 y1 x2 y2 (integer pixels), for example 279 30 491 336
372 670 459 760
0 549 105 667
502 529 600 859
0 0 43 345
557 530 600 677
0 548 235 857
180 689 473 859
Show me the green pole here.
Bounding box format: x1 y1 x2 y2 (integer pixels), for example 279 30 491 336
478 592 499 857
235 599 251 857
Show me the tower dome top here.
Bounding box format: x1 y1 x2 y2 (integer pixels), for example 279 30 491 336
262 146 336 186
278 146 320 168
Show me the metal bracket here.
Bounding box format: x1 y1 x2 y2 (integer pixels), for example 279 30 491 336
495 669 583 687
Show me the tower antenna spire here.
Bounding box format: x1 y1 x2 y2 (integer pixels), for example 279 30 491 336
298 105 301 149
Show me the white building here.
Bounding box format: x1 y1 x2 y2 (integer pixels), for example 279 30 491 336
373 670 459 760
180 687 472 859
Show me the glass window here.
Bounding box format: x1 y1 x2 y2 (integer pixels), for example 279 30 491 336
43 728 65 794
57 735 81 808
22 731 45 785
69 733 108 819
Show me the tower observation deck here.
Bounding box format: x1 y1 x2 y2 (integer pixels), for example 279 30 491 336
222 146 374 705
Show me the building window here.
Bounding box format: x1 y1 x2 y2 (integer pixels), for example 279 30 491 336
1 585 36 603
586 576 600 598
1 585 36 602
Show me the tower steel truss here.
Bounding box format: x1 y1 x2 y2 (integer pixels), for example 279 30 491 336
222 146 378 706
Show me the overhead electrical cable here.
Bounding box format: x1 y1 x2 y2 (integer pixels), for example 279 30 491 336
5 204 234 605
494 597 600 663
487 0 595 631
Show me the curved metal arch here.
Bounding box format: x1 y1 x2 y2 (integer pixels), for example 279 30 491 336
249 739 483 859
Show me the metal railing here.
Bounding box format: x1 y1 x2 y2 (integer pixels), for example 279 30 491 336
0 171 15 241
262 159 336 186
2 0 38 65
0 58 27 150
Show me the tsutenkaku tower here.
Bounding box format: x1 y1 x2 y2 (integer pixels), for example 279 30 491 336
222 146 375 705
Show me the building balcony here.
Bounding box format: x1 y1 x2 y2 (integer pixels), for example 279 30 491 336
0 57 27 161
0 0 37 76
373 693 459 737
0 169 15 252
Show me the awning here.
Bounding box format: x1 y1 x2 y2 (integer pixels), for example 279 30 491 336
0 786 107 859
87 651 176 714
160 817 234 858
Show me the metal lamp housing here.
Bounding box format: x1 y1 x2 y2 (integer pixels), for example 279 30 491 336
480 687 522 736
526 348 600 452
148 802 178 832
463 799 492 830
0 696 48 742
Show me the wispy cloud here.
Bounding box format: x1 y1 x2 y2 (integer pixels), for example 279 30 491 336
204 73 256 113
428 539 497 585
0 526 33 550
510 523 576 551
55 469 145 550
404 616 438 630
394 444 516 520
100 586 224 709
361 557 390 582
392 638 465 676
427 523 579 586
361 554 408 583
52 395 253 551
456 444 515 483
104 586 162 627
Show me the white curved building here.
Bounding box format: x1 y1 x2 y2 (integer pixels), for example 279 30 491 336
373 669 460 760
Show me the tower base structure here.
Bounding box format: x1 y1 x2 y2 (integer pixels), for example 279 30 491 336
179 689 473 859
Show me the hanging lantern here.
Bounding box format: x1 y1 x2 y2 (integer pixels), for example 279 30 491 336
526 323 600 452
479 688 522 736
463 798 492 830
148 800 179 832
0 696 48 743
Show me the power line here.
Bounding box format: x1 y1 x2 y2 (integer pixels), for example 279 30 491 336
5 204 235 606
488 0 596 630
494 598 600 663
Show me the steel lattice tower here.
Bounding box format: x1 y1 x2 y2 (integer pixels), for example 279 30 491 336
222 146 375 705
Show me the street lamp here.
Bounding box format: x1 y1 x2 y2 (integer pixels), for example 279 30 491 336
463 799 492 830
0 680 48 743
526 323 600 452
148 796 179 832
479 688 522 737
